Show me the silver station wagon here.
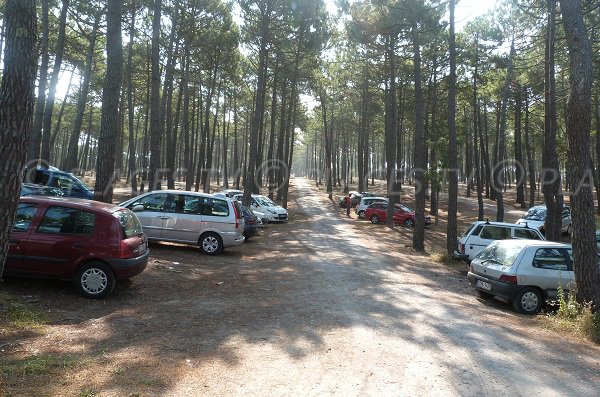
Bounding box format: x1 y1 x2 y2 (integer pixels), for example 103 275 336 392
467 239 579 314
119 190 245 255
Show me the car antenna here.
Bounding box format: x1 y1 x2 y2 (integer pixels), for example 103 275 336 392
485 218 490 224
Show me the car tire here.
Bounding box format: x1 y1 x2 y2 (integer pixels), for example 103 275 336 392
513 287 543 314
199 232 223 255
76 261 115 299
404 219 415 228
358 210 365 219
477 289 494 300
370 215 379 224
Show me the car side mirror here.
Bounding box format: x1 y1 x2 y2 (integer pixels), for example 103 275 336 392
132 204 145 212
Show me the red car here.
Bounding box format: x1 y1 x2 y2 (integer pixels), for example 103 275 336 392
364 202 431 227
6 196 149 298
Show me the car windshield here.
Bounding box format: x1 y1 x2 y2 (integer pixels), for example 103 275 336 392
255 196 275 206
476 242 525 267
522 207 546 221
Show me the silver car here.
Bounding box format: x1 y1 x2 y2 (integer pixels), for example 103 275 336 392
467 239 577 314
119 190 245 255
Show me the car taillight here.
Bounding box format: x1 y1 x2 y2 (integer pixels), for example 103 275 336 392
460 243 465 254
119 240 135 259
233 204 240 229
469 264 474 273
499 274 518 284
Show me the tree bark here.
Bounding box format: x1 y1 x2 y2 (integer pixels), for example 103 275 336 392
147 0 162 192
0 0 37 279
446 0 458 255
558 0 600 308
28 0 48 163
93 0 123 203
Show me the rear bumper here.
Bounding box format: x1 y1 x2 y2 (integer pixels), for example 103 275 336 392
105 249 149 280
453 251 469 261
467 271 521 301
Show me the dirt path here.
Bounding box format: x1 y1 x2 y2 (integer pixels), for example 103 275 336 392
2 178 600 396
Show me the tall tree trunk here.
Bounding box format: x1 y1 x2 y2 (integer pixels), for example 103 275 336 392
446 0 458 255
559 0 600 308
41 0 70 165
65 16 99 172
147 0 162 192
543 0 563 241
0 0 37 279
385 34 399 226
93 0 122 203
28 0 48 163
514 84 526 208
244 4 270 206
412 22 426 251
493 35 515 221
126 2 137 195
524 88 536 208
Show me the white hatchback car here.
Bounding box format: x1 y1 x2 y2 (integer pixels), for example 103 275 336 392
516 204 572 235
233 194 288 223
119 190 245 255
454 221 544 262
468 239 579 314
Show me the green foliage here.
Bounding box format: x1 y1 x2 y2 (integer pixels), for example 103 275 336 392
5 303 46 329
549 287 600 343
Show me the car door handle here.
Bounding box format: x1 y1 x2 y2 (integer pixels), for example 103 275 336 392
157 216 172 220
72 244 83 249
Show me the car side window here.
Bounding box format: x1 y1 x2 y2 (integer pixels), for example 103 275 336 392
33 170 49 185
131 193 169 212
533 248 568 271
479 226 511 240
38 206 96 235
514 229 542 240
13 203 38 232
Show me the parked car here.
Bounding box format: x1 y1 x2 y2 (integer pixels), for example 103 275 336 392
364 202 430 227
23 166 94 199
338 191 376 208
5 196 148 298
233 194 288 222
20 182 64 197
217 189 244 198
516 204 572 235
467 239 581 314
355 196 388 218
453 220 545 262
119 190 245 255
241 205 260 240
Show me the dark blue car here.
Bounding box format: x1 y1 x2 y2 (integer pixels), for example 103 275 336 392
241 205 260 240
24 166 95 199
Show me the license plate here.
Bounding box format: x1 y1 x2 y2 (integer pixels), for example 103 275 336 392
476 280 492 291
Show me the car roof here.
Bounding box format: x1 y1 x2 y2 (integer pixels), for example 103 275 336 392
19 196 121 213
492 238 570 249
362 196 387 201
470 220 536 228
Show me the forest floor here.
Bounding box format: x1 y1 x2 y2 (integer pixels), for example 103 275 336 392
1 177 597 397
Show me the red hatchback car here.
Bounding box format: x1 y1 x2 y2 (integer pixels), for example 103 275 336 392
365 202 431 227
5 196 149 298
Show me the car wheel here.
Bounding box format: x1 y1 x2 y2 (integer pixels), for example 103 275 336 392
358 210 365 219
477 289 494 300
404 218 415 228
199 232 223 255
513 287 543 314
76 262 115 299
370 215 379 224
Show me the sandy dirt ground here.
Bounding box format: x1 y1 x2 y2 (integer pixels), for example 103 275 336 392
1 177 599 396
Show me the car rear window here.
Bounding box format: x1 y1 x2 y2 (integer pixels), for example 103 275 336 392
476 242 525 267
13 203 38 232
114 209 143 238
38 206 95 235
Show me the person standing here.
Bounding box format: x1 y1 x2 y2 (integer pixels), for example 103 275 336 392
345 193 352 217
